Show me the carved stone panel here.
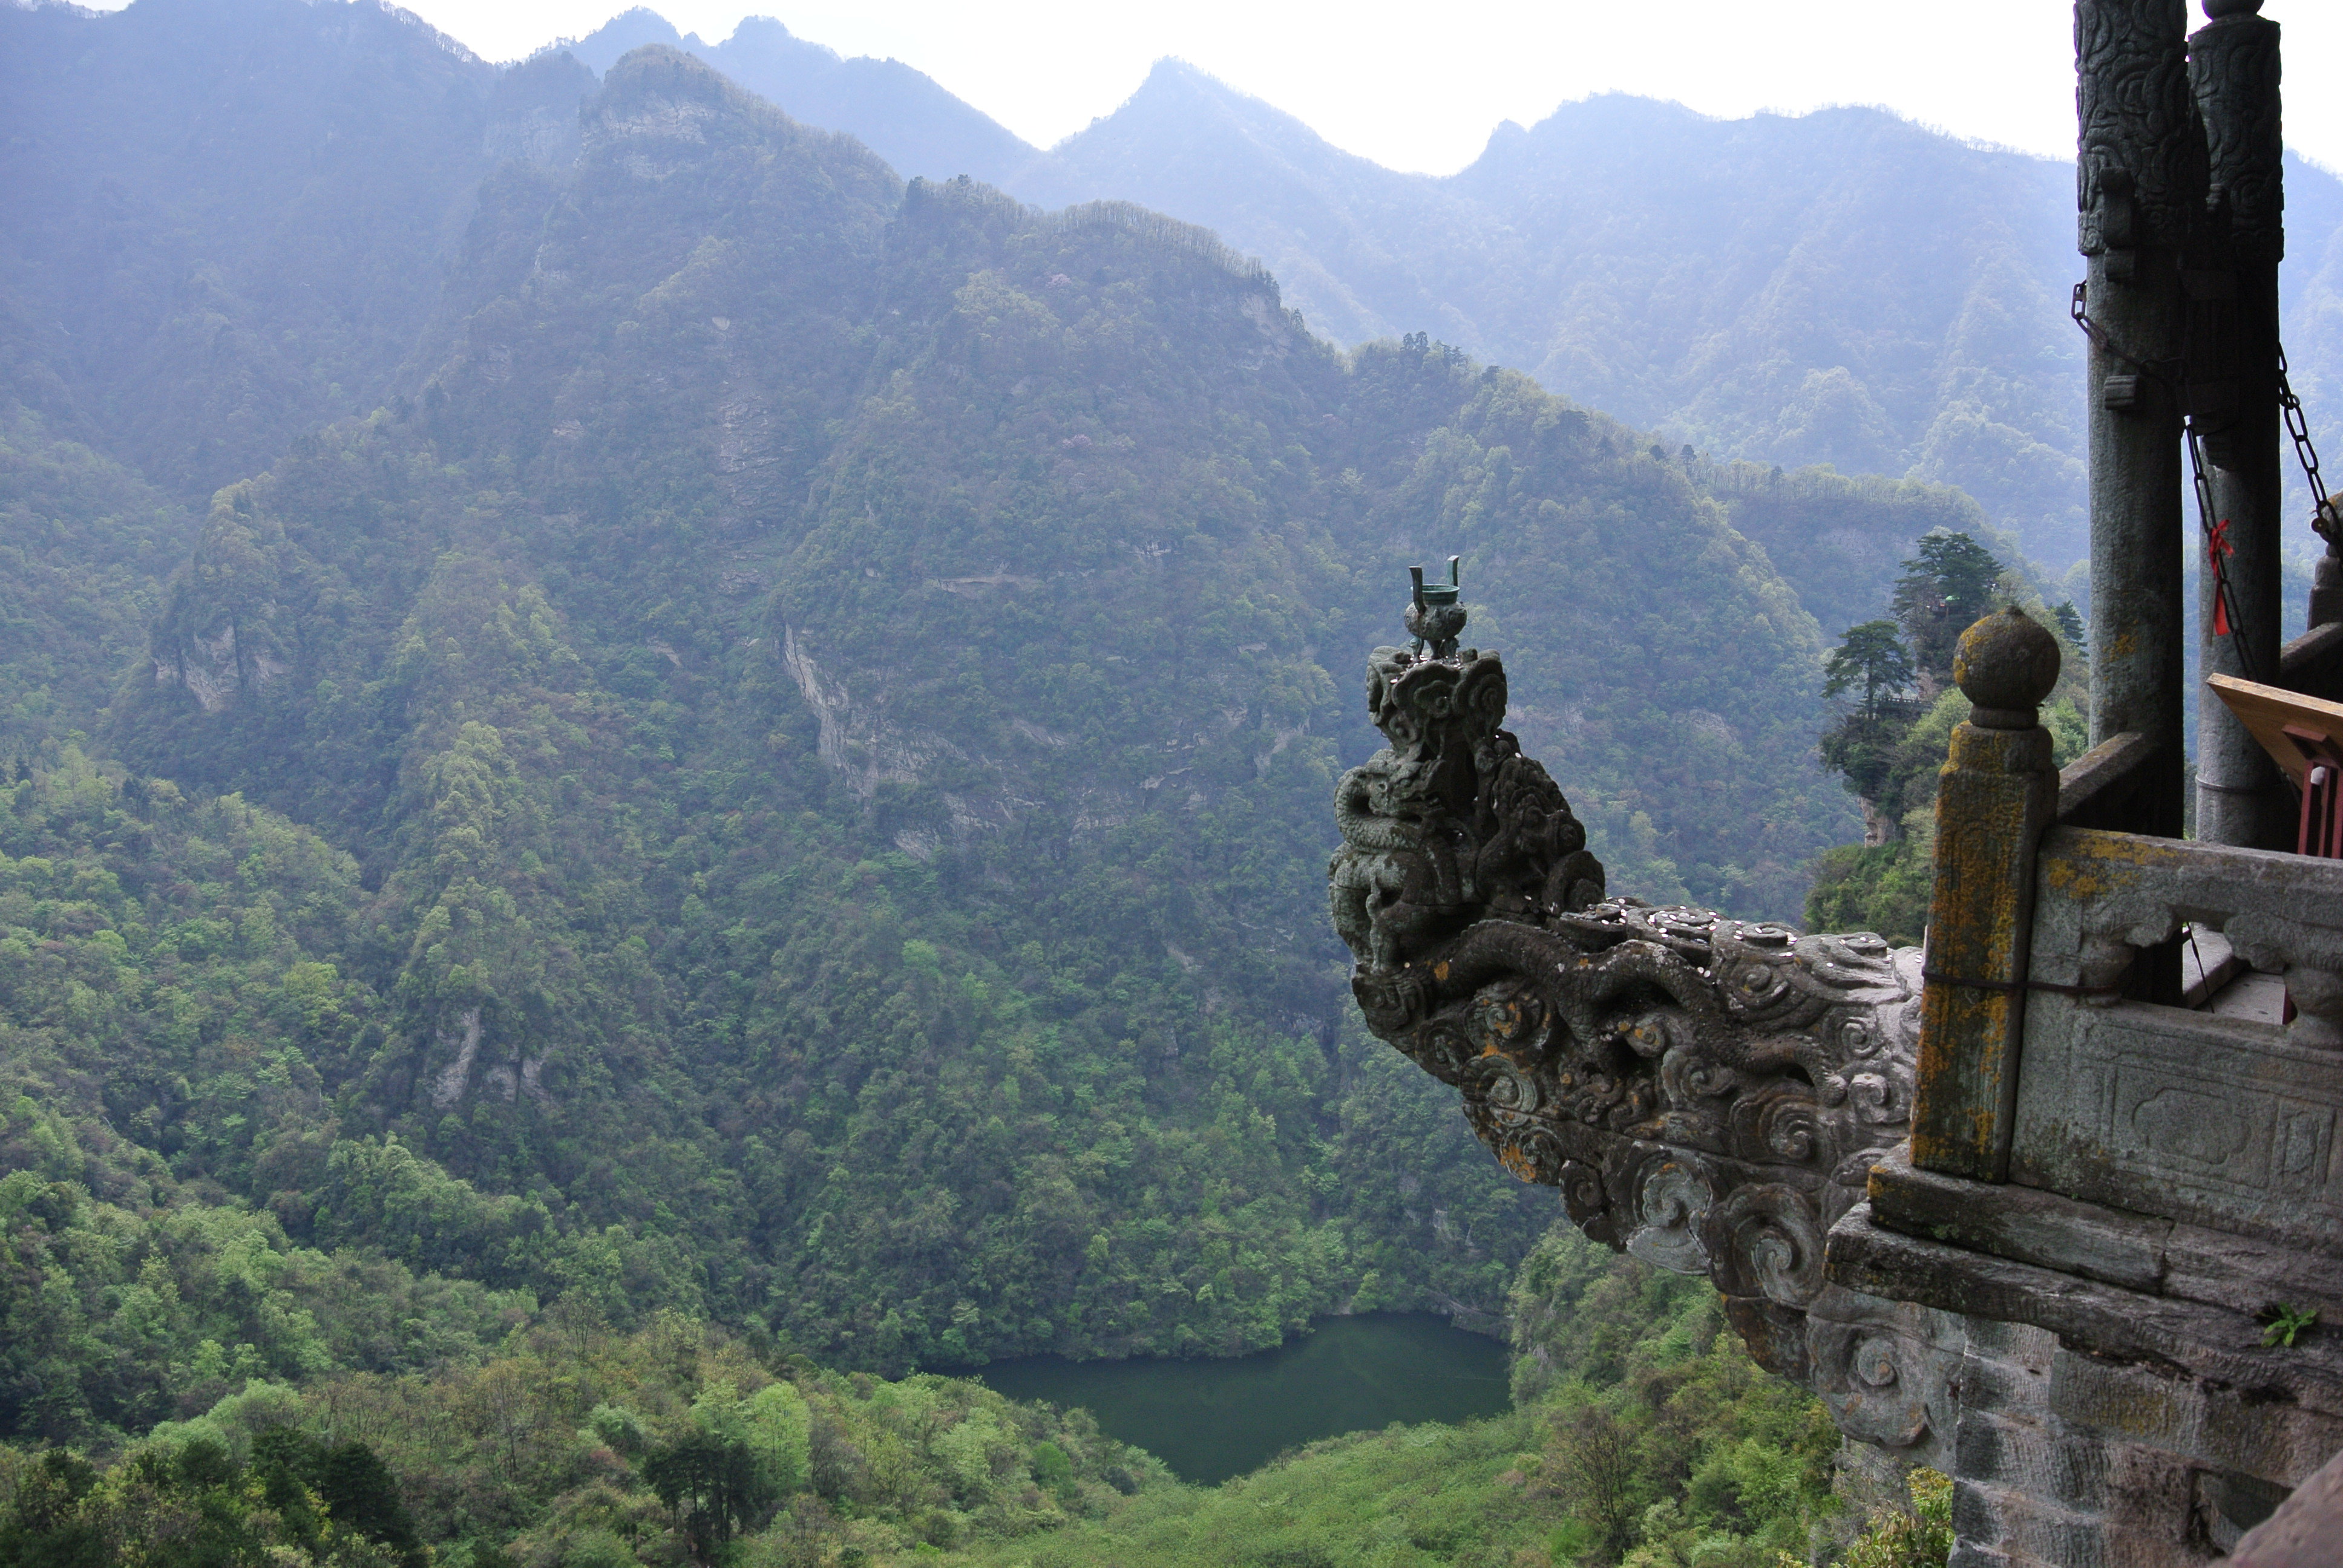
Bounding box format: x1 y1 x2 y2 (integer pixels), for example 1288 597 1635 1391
2013 826 2343 1252
2012 999 2343 1251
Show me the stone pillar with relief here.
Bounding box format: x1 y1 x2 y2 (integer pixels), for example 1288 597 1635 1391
2077 0 2195 841
2191 0 2290 847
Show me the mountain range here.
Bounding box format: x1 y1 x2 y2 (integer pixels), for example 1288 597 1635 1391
0 4 2178 1560
565 7 2343 572
0 0 1971 1410
25 0 2325 577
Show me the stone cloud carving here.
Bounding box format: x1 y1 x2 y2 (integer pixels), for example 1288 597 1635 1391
1329 583 1959 1465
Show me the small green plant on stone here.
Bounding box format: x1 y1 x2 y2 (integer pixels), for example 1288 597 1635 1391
2263 1304 2319 1348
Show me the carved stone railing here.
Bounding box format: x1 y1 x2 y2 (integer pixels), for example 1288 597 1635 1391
2011 827 2343 1238
1328 580 1960 1464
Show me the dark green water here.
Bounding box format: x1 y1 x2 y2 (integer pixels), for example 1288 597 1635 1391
958 1313 1510 1485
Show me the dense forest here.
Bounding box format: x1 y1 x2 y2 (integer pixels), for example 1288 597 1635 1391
7 34 1867 1381
0 3 1993 1563
2 1216 1950 1567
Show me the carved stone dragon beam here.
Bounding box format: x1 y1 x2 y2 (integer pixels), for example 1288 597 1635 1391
1329 573 1960 1465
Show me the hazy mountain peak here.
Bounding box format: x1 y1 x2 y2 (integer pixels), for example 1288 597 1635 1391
587 42 791 152
724 14 836 63
566 5 1033 186
1107 57 1311 136
1041 56 1385 190
566 7 696 74
1135 56 1231 94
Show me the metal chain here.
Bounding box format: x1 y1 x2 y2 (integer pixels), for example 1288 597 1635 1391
2071 283 2181 386
2277 342 2337 546
2184 415 2259 680
2071 282 2258 678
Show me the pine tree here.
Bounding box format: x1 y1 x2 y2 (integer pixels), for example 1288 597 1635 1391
1890 530 2006 676
1823 620 1916 719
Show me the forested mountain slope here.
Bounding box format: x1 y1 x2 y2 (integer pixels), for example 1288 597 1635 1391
1 1214 1928 1567
1017 67 2343 568
6 39 1870 1394
0 3 2063 1555
1 0 2149 587
0 414 186 755
0 0 2079 1471
0 0 590 503
541 16 2343 569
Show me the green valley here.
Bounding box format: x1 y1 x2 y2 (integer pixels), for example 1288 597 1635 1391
0 4 1988 1563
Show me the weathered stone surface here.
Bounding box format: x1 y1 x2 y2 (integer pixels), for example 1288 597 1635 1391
1914 609 2062 1180
2054 729 2157 831
2230 1443 2343 1566
1867 1144 2169 1293
1947 1545 2019 1568
1806 1284 1965 1459
2312 552 2343 635
2011 827 2343 1244
2162 1221 2343 1323
1903 1285 2324 1564
1958 1407 2115 1512
2279 620 2343 699
1952 1480 2110 1568
1869 1140 2343 1343
2077 0 2202 255
2055 1351 2343 1489
2191 7 2282 266
1830 1201 2343 1417
2079 0 2192 848
2190 2 2290 849
1328 579 1952 1455
1327 641 1602 973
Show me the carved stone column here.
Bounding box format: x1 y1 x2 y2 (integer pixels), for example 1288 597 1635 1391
2077 0 2198 839
2191 0 2289 848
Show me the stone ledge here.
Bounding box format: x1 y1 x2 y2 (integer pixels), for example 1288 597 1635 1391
1866 1145 2343 1326
1826 1202 2343 1417
2164 1223 2343 1324
1869 1143 2168 1292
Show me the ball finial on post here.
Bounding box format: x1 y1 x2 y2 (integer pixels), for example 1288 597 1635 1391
1914 604 2064 1181
1953 607 2062 730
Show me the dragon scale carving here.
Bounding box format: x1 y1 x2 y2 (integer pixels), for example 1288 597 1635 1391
2076 0 2202 256
1329 590 1958 1463
2191 10 2282 266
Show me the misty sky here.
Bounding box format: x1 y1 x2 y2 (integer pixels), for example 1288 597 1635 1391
93 0 2343 175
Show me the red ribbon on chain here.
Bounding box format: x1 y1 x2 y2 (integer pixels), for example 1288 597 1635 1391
2208 518 2235 636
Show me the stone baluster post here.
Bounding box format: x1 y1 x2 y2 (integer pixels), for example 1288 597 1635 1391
2191 0 2289 848
2077 0 2198 841
1912 610 2063 1182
